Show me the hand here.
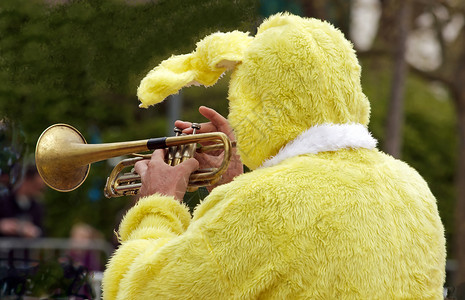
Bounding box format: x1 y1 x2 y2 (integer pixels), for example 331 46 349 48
0 218 19 235
175 106 243 191
0 218 41 238
20 221 41 238
134 149 199 201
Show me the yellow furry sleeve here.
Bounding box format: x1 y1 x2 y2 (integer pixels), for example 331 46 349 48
101 194 230 299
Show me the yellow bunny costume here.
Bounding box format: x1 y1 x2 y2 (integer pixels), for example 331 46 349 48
103 13 445 299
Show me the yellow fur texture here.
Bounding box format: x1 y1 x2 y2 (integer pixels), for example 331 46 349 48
103 13 446 299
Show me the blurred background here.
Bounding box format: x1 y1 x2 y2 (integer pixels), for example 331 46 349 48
0 0 463 298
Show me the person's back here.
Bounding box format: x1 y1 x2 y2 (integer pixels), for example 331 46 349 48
194 148 444 299
103 13 446 299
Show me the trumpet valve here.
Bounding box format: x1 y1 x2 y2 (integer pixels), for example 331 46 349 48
191 123 201 134
180 123 201 163
167 127 183 165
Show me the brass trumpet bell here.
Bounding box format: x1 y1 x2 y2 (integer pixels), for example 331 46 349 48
35 123 232 198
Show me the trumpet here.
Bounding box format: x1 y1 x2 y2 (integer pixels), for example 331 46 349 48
35 123 232 198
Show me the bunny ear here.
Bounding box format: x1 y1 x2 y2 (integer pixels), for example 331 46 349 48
137 30 252 108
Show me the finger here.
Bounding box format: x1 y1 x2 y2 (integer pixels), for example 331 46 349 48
175 107 232 136
150 149 166 163
199 106 235 139
134 159 149 176
180 122 218 134
199 106 228 128
174 120 192 130
195 152 221 167
179 157 200 174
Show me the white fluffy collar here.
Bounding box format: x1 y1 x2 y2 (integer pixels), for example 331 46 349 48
260 123 378 168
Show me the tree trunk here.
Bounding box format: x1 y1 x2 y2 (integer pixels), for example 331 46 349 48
301 0 327 20
384 0 412 158
299 0 351 38
453 53 465 286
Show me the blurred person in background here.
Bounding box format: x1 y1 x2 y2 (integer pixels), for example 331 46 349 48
68 222 104 272
0 165 46 238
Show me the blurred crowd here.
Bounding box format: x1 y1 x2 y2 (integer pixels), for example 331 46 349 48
0 165 46 238
0 120 109 274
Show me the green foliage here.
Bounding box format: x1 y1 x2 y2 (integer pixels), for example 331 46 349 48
403 77 457 247
0 0 259 238
0 0 259 143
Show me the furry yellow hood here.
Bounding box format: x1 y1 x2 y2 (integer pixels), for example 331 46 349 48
137 13 371 169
